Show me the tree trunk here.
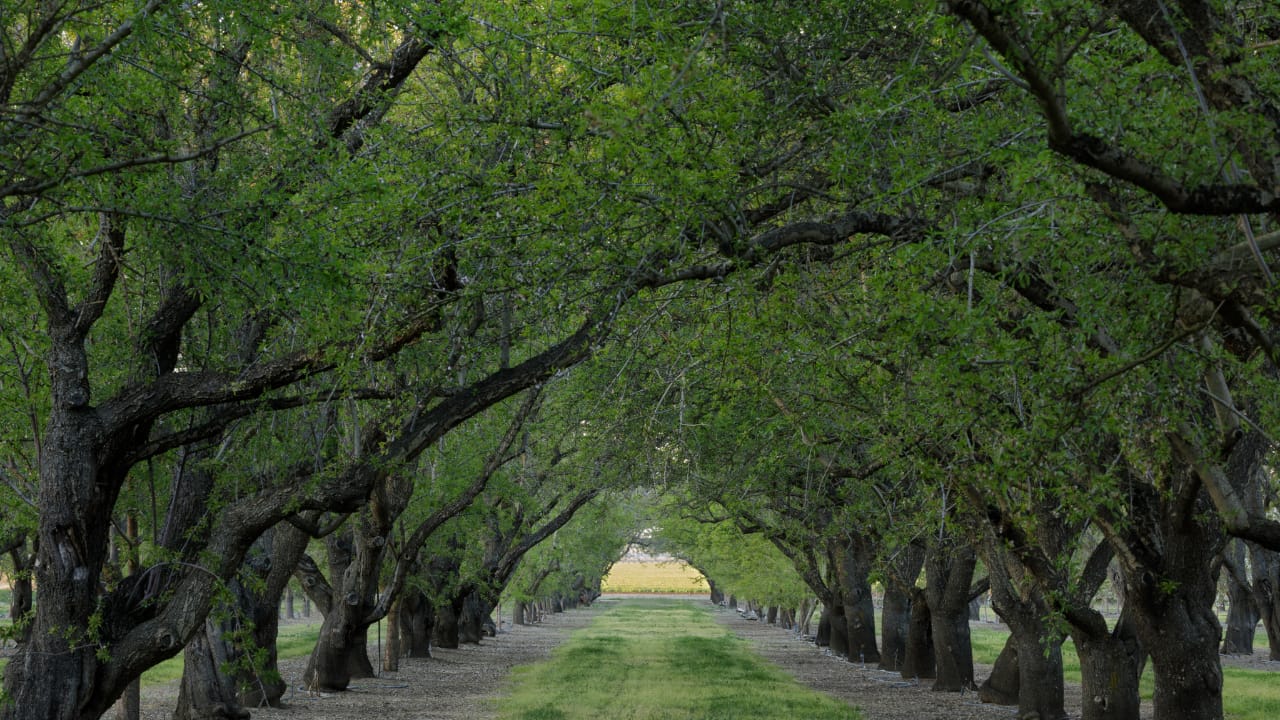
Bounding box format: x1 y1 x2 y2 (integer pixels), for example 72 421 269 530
399 589 433 658
766 606 778 625
1073 608 1144 720
514 600 529 626
5 546 34 644
815 605 831 647
833 539 880 664
285 586 296 621
879 583 912 672
708 578 724 605
977 638 1019 706
880 542 924 673
828 604 849 658
981 532 1067 719
383 598 401 672
432 596 462 649
924 542 976 691
174 617 252 720
1248 542 1280 660
175 523 308 718
1127 573 1224 720
901 587 935 680
458 591 490 644
0 402 125 720
1221 539 1258 654
112 681 140 720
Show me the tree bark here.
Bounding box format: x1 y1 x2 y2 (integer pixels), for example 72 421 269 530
880 542 924 672
383 598 401 672
924 542 976 691
1251 543 1280 660
833 538 880 664
1073 607 1144 720
901 587 935 680
175 523 308 718
1220 539 1259 654
399 588 433 657
977 638 1019 706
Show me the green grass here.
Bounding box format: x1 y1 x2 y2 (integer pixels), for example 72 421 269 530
970 625 1279 720
497 598 858 720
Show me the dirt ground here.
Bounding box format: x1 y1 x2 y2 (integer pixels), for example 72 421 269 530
80 598 1280 719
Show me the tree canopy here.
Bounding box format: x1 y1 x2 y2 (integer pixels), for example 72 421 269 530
3 2 1279 720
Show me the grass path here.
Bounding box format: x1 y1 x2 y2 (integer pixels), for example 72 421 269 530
496 598 858 720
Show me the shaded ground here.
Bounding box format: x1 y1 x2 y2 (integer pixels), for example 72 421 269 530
138 606 602 720
48 597 1277 719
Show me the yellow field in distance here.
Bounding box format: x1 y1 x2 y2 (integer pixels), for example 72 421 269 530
602 560 708 594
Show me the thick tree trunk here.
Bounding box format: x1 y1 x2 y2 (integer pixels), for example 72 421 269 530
901 587 935 680
879 584 912 672
1248 543 1280 660
174 617 252 720
513 600 530 626
285 586 296 621
175 523 308 718
399 589 433 657
981 532 1067 720
1221 539 1258 654
815 605 831 647
880 542 924 673
924 543 976 692
1073 608 1144 720
827 604 849 658
977 638 1019 706
112 681 141 720
0 403 128 720
432 596 463 649
833 539 880 664
1129 576 1224 720
766 606 778 625
458 591 491 644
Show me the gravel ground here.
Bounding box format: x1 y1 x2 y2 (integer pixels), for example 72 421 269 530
6 596 1272 719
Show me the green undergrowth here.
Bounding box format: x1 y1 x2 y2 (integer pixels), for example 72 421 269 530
497 598 859 720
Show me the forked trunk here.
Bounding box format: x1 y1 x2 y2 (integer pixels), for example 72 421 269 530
1074 615 1144 720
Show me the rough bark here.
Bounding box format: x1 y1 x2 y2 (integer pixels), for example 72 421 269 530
834 539 880 664
175 523 309 719
901 587 935 680
980 529 1066 719
1251 543 1280 660
880 542 924 672
977 639 1019 706
1073 607 1144 720
4 545 34 644
399 588 433 657
383 598 401 672
1221 539 1259 655
924 542 976 692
